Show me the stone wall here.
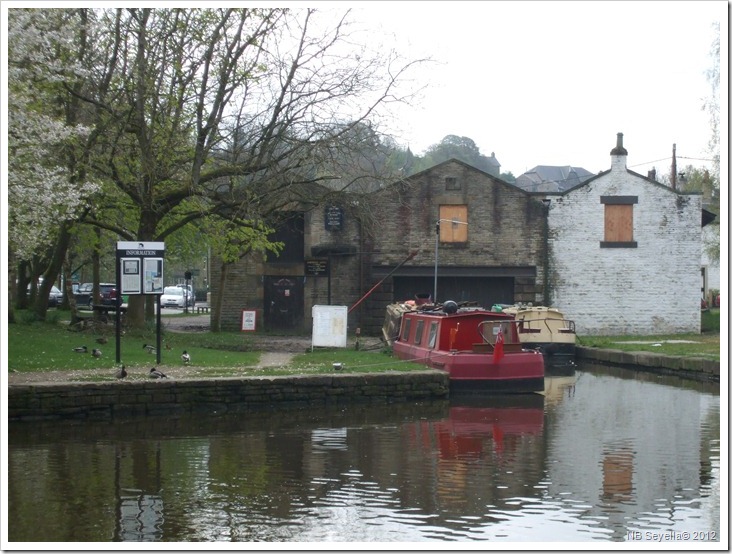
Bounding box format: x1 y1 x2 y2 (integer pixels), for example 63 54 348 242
8 371 450 422
576 346 719 382
550 152 702 335
359 160 547 332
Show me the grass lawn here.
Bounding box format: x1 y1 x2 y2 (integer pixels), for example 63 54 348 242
577 309 721 361
8 308 721 375
7 310 426 376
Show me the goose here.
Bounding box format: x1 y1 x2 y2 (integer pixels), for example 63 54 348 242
73 345 88 353
115 365 127 379
181 351 191 364
149 367 168 379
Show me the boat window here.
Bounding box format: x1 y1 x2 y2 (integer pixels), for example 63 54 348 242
428 321 438 348
400 317 412 341
414 320 424 345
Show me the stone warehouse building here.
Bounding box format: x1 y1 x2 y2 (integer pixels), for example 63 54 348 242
210 134 710 337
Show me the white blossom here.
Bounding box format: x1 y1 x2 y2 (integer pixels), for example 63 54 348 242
7 8 99 261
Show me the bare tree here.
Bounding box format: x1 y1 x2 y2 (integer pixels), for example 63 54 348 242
68 8 425 328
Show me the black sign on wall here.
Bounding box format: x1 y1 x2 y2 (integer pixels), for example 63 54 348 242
324 206 344 231
305 258 329 276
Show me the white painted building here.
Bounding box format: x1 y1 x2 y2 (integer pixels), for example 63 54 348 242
701 225 720 304
547 133 702 335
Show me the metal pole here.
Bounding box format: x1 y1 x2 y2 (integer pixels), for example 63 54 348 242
156 295 161 365
348 249 419 313
433 218 468 306
434 221 440 304
115 253 121 364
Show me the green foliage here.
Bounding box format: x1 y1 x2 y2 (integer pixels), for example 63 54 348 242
204 216 283 264
418 135 501 176
701 307 720 333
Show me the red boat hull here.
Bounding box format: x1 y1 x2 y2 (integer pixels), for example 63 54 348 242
389 307 545 394
393 343 544 393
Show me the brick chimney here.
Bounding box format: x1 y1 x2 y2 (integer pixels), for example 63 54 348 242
610 132 628 172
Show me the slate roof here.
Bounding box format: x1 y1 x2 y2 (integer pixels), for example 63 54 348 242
515 165 595 193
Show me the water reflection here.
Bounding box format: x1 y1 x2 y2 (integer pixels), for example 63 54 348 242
7 363 720 543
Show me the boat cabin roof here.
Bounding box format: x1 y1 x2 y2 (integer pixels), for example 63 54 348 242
399 309 520 351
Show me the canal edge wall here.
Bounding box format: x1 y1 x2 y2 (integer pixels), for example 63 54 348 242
576 346 720 382
7 371 450 422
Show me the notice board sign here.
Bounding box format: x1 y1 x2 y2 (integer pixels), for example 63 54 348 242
117 241 165 295
324 206 344 231
305 258 329 276
312 305 348 348
241 310 257 332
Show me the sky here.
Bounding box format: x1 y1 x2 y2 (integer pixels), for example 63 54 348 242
353 1 727 178
2 0 726 181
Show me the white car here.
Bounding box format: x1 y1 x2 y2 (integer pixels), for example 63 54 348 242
160 286 188 308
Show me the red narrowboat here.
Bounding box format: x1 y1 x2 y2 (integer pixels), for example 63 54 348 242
384 301 545 394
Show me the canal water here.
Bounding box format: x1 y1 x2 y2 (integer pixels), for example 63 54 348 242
6 361 721 545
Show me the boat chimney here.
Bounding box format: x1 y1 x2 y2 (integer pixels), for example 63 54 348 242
415 293 432 306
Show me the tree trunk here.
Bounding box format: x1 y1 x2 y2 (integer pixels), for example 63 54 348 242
210 260 229 333
90 226 102 317
33 223 73 321
8 249 17 324
63 254 80 326
15 260 30 310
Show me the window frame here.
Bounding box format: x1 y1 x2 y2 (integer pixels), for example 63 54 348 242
427 321 439 348
444 176 460 190
438 205 469 244
414 320 425 345
600 196 638 248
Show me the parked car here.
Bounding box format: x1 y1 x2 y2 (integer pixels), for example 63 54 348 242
176 284 196 307
74 283 120 308
26 282 63 307
48 286 63 307
160 286 191 308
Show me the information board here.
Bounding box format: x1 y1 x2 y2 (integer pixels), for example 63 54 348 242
311 305 348 348
241 310 257 332
117 241 165 295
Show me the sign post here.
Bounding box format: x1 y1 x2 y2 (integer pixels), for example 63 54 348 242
116 241 165 364
311 305 348 349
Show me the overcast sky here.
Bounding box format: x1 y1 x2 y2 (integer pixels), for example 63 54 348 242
355 1 727 178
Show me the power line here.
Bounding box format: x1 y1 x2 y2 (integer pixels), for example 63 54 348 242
678 155 717 162
629 157 670 168
629 155 715 169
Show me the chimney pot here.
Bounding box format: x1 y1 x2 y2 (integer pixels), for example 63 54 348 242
610 132 628 156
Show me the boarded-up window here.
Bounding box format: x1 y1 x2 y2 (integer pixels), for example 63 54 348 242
445 176 459 190
601 196 637 248
604 205 633 241
439 205 468 243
